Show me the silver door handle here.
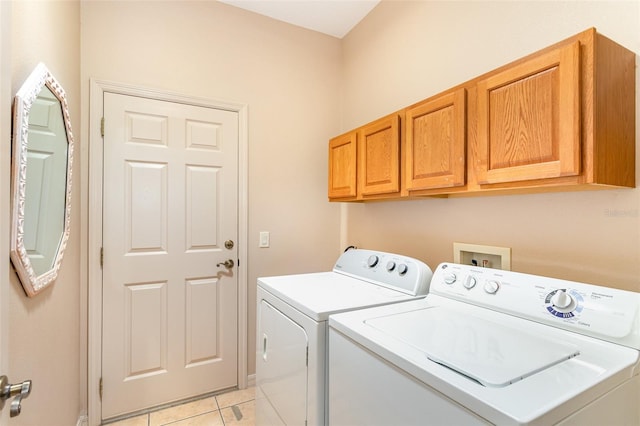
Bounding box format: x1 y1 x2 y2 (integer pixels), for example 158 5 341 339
216 259 234 269
0 375 32 417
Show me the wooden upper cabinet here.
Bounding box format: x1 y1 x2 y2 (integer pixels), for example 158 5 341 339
328 28 634 202
473 28 635 190
359 114 401 197
328 131 357 200
406 88 466 192
476 41 581 185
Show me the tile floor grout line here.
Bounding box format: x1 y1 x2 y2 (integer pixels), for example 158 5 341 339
214 395 226 426
157 409 223 426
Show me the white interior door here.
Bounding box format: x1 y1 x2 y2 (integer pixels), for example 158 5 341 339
101 93 239 419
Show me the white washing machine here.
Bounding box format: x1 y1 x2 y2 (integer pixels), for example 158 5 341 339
329 262 640 425
256 248 433 426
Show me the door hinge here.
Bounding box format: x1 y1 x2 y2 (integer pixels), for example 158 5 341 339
100 117 105 137
100 247 104 268
99 377 103 401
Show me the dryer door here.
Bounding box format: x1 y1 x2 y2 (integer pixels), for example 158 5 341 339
257 300 308 426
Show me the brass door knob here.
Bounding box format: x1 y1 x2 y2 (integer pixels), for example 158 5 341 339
216 259 234 269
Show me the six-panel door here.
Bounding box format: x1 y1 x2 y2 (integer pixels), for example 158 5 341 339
101 93 239 419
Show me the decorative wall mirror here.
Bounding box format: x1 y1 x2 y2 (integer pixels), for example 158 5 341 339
10 63 74 297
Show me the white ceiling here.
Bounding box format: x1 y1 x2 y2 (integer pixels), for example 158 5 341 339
218 0 380 39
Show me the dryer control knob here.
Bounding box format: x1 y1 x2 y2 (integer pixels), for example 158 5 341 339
551 289 573 309
484 280 500 294
397 264 408 276
444 273 457 285
367 255 379 268
463 276 477 289
386 261 396 272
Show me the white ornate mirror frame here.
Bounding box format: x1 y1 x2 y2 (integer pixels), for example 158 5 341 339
10 63 74 297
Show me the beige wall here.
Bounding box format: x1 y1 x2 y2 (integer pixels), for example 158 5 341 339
0 1 12 422
341 1 640 291
80 0 343 388
6 1 82 425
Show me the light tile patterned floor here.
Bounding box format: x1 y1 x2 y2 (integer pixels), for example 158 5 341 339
105 387 255 426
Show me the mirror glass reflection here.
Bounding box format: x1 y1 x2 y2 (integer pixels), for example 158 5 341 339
23 85 69 276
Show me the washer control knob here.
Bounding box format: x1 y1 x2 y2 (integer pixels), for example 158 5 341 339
444 273 457 285
551 289 573 309
463 276 477 289
386 261 396 272
484 280 500 294
367 255 379 268
397 264 408 276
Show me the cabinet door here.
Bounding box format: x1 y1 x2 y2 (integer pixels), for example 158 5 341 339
328 131 357 199
359 114 400 196
406 89 466 191
476 41 580 185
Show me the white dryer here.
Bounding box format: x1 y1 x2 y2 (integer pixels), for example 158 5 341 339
329 262 640 425
256 248 433 426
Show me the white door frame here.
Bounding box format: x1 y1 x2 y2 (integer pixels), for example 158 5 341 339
87 79 248 426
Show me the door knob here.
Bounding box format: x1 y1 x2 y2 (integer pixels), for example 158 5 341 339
0 375 32 417
216 259 234 269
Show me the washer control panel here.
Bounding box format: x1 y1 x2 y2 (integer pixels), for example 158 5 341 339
430 262 640 350
333 249 433 297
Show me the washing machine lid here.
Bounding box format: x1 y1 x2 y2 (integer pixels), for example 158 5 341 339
258 272 417 321
365 306 580 387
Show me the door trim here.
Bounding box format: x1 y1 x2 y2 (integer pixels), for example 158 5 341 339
87 79 248 426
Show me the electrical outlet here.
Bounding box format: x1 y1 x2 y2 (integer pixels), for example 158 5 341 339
453 242 511 270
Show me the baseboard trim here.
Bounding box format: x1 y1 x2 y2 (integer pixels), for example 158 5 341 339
76 413 88 426
247 374 256 387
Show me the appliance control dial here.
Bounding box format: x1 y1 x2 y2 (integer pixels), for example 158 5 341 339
463 276 477 289
544 289 583 319
386 261 396 272
551 289 573 309
484 280 500 294
397 264 408 276
444 273 457 285
367 255 379 268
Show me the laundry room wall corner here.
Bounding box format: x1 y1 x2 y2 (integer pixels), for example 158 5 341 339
341 1 640 291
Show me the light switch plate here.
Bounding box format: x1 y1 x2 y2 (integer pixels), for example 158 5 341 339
259 231 270 248
453 242 511 270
